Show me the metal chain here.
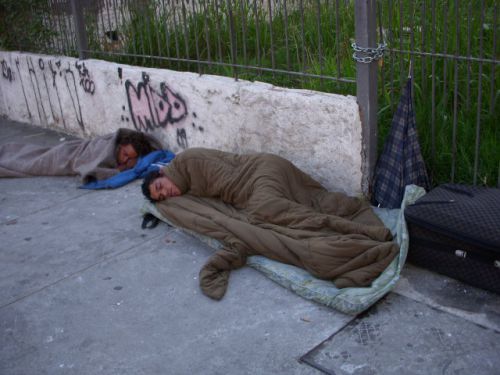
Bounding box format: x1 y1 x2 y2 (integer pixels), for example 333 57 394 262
351 42 387 64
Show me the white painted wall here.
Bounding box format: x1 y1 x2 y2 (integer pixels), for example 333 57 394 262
0 51 364 196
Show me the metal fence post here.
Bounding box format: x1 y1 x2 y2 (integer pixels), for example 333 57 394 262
355 0 378 196
71 0 89 59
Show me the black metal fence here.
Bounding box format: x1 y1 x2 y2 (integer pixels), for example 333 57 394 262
3 0 499 187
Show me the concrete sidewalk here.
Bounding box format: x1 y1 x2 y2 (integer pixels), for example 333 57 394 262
1 119 499 375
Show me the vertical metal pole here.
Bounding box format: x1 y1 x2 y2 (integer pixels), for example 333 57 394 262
355 0 378 195
70 0 89 59
227 0 238 80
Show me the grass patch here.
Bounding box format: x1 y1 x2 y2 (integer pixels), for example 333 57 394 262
6 0 497 187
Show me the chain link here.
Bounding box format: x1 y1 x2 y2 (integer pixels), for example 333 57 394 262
351 42 386 64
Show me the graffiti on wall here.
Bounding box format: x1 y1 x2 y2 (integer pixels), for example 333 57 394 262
1 60 14 82
121 70 204 150
14 58 32 120
75 61 95 95
176 128 188 149
48 60 66 128
124 72 188 132
4 56 95 131
62 61 85 130
27 57 48 126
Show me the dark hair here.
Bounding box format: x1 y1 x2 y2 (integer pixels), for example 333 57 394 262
142 170 161 202
118 133 154 157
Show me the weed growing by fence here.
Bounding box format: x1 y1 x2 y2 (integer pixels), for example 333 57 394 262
0 0 55 53
377 0 498 186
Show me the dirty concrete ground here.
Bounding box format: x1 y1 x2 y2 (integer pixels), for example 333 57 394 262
1 119 499 375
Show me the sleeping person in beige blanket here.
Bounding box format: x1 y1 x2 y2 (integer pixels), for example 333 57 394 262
0 128 162 183
142 147 399 300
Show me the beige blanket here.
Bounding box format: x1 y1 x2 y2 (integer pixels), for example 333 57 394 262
0 128 162 183
156 148 399 300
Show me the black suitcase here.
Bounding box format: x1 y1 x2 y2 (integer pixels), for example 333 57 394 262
404 184 500 294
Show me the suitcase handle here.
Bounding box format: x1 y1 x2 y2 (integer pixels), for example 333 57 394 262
409 184 475 207
410 199 456 206
441 184 475 197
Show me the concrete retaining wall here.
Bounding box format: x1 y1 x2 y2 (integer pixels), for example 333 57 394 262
0 51 364 196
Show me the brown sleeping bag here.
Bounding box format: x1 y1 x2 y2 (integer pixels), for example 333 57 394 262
155 148 399 300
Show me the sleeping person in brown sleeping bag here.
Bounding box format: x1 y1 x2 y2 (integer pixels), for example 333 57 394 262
0 128 162 183
142 147 398 300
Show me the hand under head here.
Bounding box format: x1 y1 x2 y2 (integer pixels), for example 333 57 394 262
142 170 181 202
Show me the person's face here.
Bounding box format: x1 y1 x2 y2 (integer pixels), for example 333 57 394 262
117 144 139 171
149 176 181 201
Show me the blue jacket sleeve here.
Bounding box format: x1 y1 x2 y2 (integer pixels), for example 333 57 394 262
80 150 175 190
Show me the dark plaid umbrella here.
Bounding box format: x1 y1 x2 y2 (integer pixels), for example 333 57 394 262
372 78 430 208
